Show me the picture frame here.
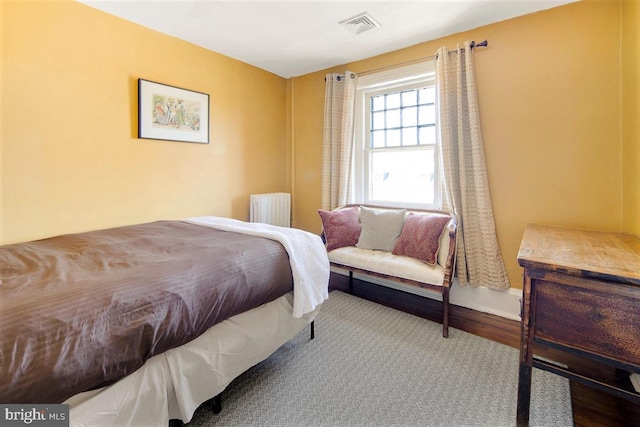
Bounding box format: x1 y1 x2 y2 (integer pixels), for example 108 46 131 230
138 79 210 144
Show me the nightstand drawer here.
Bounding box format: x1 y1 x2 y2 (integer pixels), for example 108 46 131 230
534 279 640 367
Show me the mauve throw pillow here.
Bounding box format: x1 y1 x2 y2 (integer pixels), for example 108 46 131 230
318 207 362 251
392 213 451 265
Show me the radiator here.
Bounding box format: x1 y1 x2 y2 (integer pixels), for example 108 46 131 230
249 193 291 227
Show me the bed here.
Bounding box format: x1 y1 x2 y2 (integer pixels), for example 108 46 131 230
0 216 329 426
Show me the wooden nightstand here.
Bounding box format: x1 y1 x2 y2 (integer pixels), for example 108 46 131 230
516 224 640 427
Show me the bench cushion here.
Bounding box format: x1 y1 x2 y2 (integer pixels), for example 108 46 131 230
328 246 445 286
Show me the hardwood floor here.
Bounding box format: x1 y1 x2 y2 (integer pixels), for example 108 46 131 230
329 273 640 427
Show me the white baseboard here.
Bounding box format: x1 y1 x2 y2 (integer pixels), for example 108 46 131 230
331 267 522 321
449 281 522 321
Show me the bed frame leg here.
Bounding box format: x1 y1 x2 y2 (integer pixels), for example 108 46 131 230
348 270 354 294
168 420 184 427
310 320 315 340
211 393 222 414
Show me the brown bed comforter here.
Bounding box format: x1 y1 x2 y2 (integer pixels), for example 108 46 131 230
0 220 293 404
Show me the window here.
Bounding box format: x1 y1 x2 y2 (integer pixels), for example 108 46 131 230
354 62 439 209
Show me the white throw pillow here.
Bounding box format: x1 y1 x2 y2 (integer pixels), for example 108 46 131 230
356 206 406 251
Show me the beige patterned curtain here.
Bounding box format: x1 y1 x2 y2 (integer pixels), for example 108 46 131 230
435 42 510 290
322 72 358 210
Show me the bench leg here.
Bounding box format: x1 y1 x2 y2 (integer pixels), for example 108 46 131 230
310 320 315 340
442 286 450 338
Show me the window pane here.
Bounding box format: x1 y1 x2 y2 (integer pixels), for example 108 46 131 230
371 95 385 112
386 93 401 109
401 90 417 106
387 109 401 128
402 106 417 127
419 125 436 145
370 148 435 204
402 127 418 146
371 130 385 148
418 105 435 125
359 72 439 208
387 129 401 147
372 111 385 130
419 87 435 104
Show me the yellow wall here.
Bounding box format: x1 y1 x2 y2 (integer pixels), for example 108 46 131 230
623 0 640 235
1 0 288 244
292 0 624 289
2 0 634 291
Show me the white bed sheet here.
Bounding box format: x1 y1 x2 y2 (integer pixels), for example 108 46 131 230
65 292 319 426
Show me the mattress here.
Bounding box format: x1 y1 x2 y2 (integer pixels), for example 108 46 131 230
0 219 328 404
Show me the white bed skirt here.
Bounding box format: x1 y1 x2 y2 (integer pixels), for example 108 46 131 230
64 292 319 426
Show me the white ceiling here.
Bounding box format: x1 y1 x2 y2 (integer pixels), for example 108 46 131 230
77 0 577 78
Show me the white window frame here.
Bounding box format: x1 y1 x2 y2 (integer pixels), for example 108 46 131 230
353 61 440 210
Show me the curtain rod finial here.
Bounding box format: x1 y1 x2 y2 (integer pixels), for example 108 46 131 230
470 40 488 49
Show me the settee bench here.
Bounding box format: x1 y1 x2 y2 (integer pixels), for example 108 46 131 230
319 204 457 338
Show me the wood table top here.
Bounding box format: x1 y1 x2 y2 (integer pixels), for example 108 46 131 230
517 224 640 286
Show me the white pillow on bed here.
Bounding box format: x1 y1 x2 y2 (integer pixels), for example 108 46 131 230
356 206 406 251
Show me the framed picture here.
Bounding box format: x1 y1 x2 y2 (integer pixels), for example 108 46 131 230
138 79 209 144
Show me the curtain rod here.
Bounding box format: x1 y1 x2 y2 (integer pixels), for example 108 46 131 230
355 39 488 78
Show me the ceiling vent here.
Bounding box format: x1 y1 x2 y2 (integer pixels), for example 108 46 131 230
339 12 381 35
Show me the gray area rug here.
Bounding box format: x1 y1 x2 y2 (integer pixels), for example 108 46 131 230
188 291 572 426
